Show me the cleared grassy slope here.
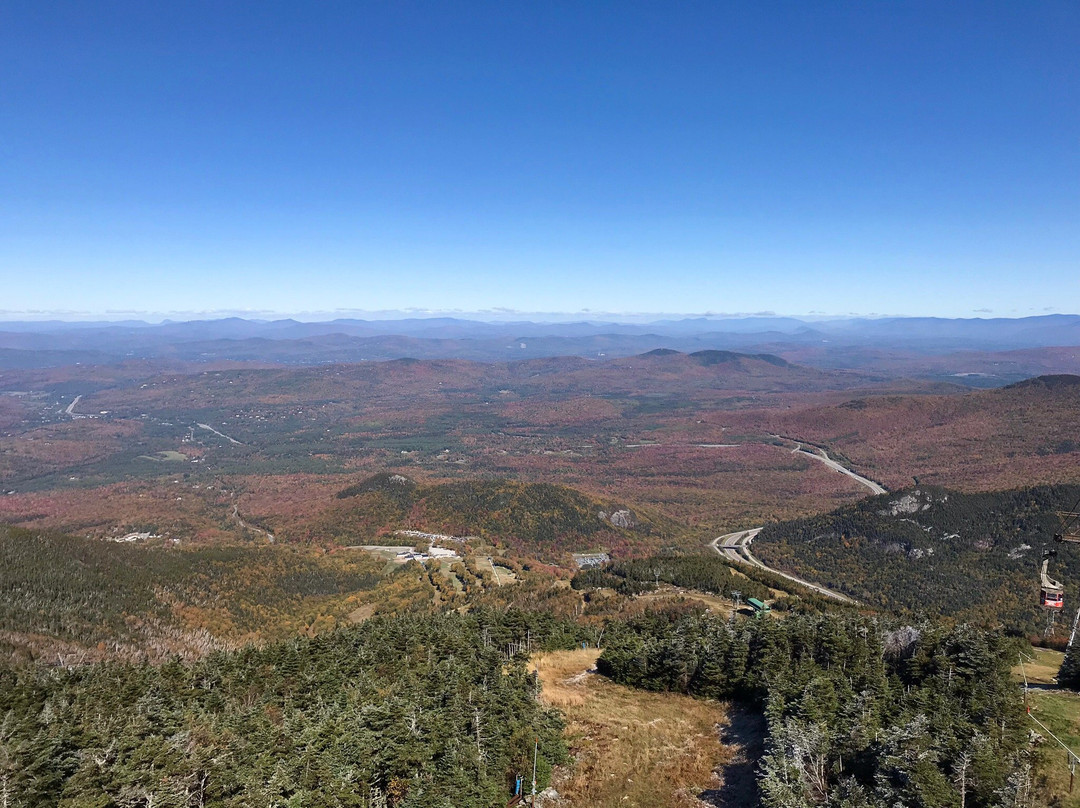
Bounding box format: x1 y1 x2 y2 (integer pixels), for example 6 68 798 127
531 649 739 807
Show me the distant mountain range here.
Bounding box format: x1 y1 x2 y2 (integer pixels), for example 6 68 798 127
1 314 1079 377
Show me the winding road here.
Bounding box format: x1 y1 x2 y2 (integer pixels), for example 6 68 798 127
711 529 857 603
231 501 275 543
710 441 886 604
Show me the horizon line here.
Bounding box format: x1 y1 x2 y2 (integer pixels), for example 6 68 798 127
0 309 1074 325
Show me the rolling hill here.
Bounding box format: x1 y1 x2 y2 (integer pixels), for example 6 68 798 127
0 524 390 665
325 472 678 557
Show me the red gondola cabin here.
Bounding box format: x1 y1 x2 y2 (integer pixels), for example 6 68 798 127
1041 553 1065 610
1041 587 1064 609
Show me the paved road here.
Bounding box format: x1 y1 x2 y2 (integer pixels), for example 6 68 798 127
707 439 885 604
711 529 858 604
231 502 275 543
197 422 245 445
792 444 886 495
64 394 84 418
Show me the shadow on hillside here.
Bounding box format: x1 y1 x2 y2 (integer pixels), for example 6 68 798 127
699 705 766 808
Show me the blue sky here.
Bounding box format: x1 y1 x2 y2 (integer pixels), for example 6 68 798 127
2 1 1077 319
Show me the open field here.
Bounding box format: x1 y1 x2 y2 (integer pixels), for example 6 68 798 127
135 449 188 462
531 648 737 808
1029 690 1080 808
1017 648 1067 686
1012 648 1080 808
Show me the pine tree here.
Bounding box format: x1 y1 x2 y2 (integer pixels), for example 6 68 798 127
1058 641 1080 689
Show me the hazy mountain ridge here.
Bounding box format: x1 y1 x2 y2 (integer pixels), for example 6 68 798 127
2 315 1079 374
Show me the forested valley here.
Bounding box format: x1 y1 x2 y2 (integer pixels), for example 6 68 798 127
2 358 1078 807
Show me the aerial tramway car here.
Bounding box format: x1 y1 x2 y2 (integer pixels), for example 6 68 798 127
1033 507 1080 642
1041 549 1065 610
1040 508 1080 612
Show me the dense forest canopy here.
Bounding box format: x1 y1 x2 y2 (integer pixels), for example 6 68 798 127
753 484 1080 633
2 474 1076 806
0 612 573 808
600 613 1029 808
572 553 774 602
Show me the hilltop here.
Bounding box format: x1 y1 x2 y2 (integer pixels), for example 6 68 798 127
5 357 1079 552
326 473 675 558
0 524 388 664
0 348 882 547
1004 373 1080 391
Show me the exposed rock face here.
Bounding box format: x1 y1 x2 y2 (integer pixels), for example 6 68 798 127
600 509 636 528
535 788 560 806
883 626 922 657
879 492 931 516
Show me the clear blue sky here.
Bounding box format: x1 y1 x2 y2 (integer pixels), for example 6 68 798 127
2 1 1077 319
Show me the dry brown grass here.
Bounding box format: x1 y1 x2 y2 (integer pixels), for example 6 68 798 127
634 587 736 617
530 648 599 707
1014 647 1064 686
531 649 732 808
346 602 377 623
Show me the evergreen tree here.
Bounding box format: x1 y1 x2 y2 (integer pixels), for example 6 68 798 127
1058 641 1080 689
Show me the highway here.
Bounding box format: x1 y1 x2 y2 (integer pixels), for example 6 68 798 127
197 422 245 445
64 394 84 418
711 529 858 604
231 501 275 543
710 440 882 604
792 444 886 495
